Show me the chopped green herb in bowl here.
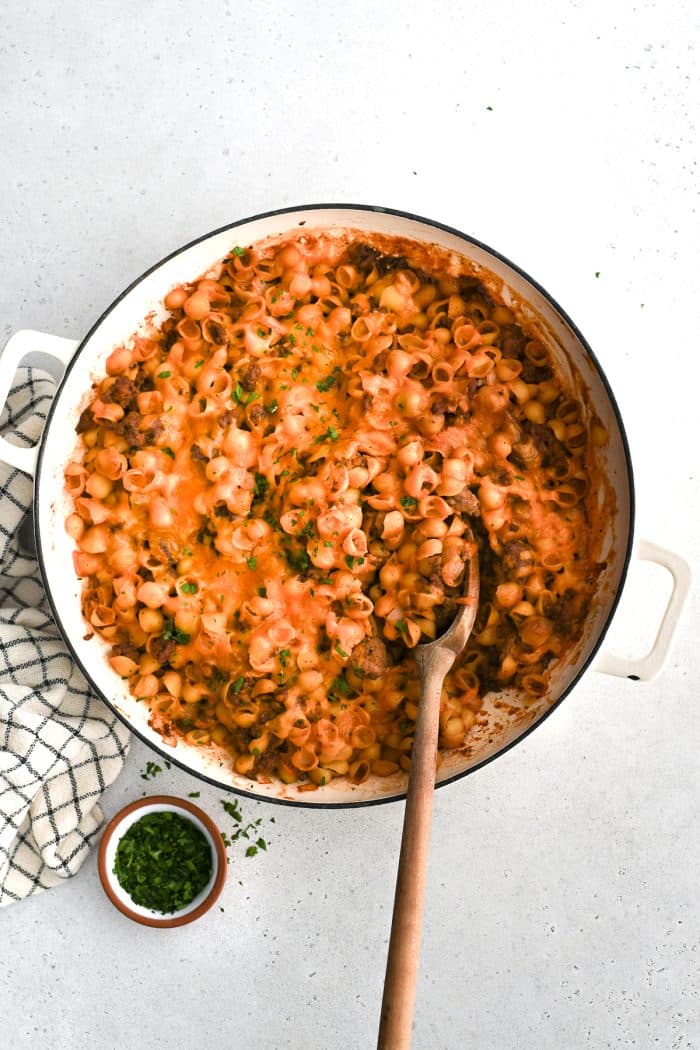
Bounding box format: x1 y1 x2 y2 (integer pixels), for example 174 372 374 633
98 796 227 927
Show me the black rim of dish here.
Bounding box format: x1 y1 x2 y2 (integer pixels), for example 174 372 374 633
34 202 636 809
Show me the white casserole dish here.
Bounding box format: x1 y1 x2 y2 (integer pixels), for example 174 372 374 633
0 205 690 807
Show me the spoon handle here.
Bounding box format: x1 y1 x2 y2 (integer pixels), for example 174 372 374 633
377 648 455 1050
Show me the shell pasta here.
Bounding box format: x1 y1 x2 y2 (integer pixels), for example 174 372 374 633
66 231 604 788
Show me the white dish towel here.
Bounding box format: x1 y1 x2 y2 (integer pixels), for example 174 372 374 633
0 366 130 906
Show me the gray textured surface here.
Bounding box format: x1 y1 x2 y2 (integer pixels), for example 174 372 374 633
1 2 698 1048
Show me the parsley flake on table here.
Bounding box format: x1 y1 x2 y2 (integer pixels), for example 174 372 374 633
140 760 163 781
221 799 243 822
218 799 273 861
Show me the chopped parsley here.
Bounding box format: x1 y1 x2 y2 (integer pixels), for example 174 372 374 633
140 760 163 781
230 676 245 694
400 495 418 510
263 509 283 532
246 556 258 570
181 581 198 595
232 384 260 407
315 425 338 443
315 367 342 393
288 334 297 347
112 811 212 914
283 544 311 573
163 619 191 645
230 246 246 257
157 370 171 379
334 641 349 659
344 555 365 569
219 793 270 860
162 447 175 459
267 399 278 415
331 674 352 697
395 620 408 636
253 473 269 499
257 586 267 598
278 648 291 667
221 798 243 822
257 327 266 338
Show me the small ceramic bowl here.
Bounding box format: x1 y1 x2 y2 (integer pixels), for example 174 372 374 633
98 795 227 927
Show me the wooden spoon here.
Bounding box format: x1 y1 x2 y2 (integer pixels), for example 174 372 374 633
377 532 480 1050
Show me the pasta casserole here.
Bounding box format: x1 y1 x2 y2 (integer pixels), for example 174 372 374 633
65 230 606 789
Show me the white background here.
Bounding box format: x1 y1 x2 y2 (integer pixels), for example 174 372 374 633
1 2 698 1048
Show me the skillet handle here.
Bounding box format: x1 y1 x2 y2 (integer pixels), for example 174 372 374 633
0 329 79 477
593 539 691 681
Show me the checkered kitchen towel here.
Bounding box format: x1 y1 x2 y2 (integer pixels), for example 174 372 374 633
0 367 130 905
